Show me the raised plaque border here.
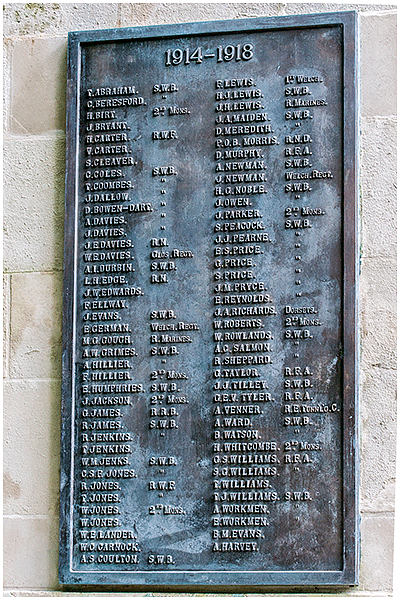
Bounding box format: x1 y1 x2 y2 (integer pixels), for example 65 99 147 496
60 10 359 589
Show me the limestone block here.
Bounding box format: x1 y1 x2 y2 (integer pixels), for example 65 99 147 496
59 3 120 33
3 516 59 590
119 2 397 27
2 3 62 37
2 3 119 37
3 38 12 134
360 117 397 259
360 12 397 118
280 3 397 14
219 2 283 20
360 257 396 370
9 272 63 380
359 513 394 592
3 379 61 517
3 136 65 273
3 274 10 379
11 37 67 135
119 2 282 27
360 366 396 512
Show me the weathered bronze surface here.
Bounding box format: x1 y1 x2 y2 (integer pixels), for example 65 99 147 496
60 12 359 588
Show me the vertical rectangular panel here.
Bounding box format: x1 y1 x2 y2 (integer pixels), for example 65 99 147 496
60 11 358 588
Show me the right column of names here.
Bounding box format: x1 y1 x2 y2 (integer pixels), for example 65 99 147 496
210 61 343 567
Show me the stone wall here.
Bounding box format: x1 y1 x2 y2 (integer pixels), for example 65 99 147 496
3 2 397 595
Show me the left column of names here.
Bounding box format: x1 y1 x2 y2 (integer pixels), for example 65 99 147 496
75 85 148 569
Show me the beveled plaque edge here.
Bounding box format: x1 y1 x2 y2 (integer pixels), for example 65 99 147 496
59 10 360 588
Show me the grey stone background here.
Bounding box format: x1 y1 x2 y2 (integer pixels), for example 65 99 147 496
3 1 397 595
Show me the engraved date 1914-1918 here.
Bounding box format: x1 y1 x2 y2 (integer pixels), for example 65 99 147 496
165 44 254 66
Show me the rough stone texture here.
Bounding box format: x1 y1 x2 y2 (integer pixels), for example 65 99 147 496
3 516 59 590
360 12 397 118
2 3 120 37
360 257 396 370
58 2 120 33
3 1 397 38
3 136 65 273
11 37 67 135
3 274 11 378
9 272 63 380
119 2 398 26
359 514 395 592
3 37 11 133
359 365 396 512
280 3 397 15
2 3 62 37
3 379 61 516
119 2 283 26
360 117 397 259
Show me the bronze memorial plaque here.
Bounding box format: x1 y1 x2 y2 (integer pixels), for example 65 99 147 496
60 12 359 588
